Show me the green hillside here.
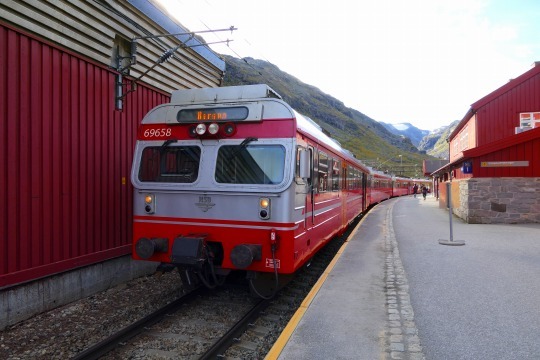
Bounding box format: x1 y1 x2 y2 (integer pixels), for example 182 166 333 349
419 120 460 159
222 55 435 178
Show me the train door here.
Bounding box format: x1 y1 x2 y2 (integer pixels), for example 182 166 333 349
362 172 368 210
305 146 315 229
297 145 315 232
341 164 347 227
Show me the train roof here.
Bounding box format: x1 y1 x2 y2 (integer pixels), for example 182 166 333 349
293 109 369 172
168 84 369 171
170 84 282 103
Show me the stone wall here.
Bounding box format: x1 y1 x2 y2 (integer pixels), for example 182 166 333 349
455 178 540 224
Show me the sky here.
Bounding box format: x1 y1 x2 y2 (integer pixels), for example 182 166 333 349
158 0 540 131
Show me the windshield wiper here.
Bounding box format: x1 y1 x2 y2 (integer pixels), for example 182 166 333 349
160 139 177 151
230 137 258 159
239 137 258 148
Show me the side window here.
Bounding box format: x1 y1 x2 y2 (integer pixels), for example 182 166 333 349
347 166 353 190
295 145 312 186
295 146 302 182
318 151 329 192
308 147 314 188
332 159 340 191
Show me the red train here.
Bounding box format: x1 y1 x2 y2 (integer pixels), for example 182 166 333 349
131 84 427 297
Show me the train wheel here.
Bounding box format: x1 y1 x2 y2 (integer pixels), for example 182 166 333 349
248 272 294 298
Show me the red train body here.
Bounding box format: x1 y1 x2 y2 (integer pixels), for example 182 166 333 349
131 85 423 295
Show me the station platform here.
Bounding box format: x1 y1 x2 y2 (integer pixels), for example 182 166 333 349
266 195 540 360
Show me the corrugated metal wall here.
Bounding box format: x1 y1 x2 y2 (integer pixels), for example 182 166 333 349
471 137 540 177
0 0 224 93
475 69 540 145
0 23 169 287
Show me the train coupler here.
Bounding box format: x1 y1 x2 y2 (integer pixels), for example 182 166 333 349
171 235 208 268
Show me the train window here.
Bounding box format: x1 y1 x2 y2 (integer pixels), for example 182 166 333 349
295 147 301 178
347 166 352 190
215 145 285 184
332 159 340 191
138 146 201 183
295 146 312 185
347 166 355 190
311 148 318 191
318 151 329 192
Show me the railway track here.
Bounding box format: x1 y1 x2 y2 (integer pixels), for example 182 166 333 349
72 288 205 360
73 217 359 359
73 285 260 359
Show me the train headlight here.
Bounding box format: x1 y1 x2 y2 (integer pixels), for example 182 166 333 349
144 193 155 214
195 123 207 135
188 125 197 138
208 123 219 135
259 197 270 220
222 123 236 137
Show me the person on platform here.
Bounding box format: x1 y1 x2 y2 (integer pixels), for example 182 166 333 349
422 185 428 200
413 183 418 198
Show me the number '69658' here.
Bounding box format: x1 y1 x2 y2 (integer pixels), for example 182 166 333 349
143 128 171 137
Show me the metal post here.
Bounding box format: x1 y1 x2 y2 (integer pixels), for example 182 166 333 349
439 177 465 246
448 182 454 240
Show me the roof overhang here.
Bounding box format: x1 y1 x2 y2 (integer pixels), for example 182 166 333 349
448 62 540 142
462 126 540 158
128 0 226 71
431 127 540 177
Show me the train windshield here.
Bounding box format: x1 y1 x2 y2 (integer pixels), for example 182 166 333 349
138 146 201 183
215 145 285 184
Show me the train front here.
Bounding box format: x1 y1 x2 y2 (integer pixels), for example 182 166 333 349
131 85 299 296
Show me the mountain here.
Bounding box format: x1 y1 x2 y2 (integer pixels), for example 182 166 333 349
379 122 460 158
221 55 437 177
381 123 430 147
418 121 460 159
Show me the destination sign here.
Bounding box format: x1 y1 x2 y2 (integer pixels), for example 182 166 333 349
177 107 249 122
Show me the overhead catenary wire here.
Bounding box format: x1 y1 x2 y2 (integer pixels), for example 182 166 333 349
132 26 237 41
128 27 237 79
169 0 273 81
95 0 236 82
133 38 234 84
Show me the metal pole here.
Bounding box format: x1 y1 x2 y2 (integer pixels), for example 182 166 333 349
448 182 454 241
439 176 465 246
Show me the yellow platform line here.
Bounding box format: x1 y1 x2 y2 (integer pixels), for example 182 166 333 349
264 213 369 359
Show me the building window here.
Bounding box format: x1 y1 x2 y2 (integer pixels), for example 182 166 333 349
459 126 469 151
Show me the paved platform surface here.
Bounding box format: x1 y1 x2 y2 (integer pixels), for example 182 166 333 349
268 195 540 360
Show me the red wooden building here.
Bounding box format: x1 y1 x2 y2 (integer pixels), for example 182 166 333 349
432 62 540 223
1 0 225 328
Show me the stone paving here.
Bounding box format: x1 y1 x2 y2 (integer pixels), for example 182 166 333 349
383 203 424 360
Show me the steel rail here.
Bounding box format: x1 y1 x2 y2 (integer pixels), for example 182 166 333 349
198 298 272 359
72 287 203 360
